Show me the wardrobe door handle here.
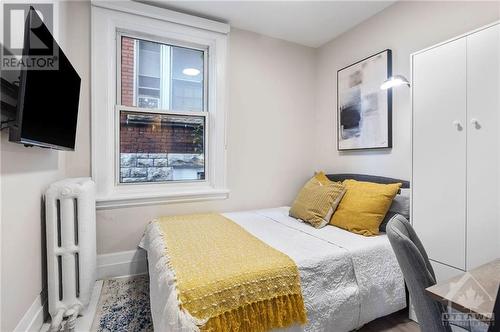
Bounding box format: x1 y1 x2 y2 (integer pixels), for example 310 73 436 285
453 120 463 130
471 118 481 129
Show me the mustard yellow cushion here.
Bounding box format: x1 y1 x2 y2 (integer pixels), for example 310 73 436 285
330 179 401 236
290 175 346 228
314 171 332 185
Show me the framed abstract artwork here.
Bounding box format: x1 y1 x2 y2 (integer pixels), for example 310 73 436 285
337 49 392 151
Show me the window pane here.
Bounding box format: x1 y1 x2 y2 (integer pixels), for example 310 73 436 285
138 88 160 98
120 36 205 111
119 110 205 183
138 41 160 77
137 97 159 109
138 76 160 89
171 46 204 111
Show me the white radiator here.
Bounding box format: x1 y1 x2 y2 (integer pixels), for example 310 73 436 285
45 178 96 331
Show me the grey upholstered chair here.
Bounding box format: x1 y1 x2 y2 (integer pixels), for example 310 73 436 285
487 287 500 332
387 215 470 332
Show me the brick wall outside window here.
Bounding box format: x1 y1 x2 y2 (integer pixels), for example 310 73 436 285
121 37 135 106
119 114 203 154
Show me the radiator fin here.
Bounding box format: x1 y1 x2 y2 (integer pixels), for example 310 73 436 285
56 200 62 247
75 253 80 298
73 198 79 246
57 255 63 301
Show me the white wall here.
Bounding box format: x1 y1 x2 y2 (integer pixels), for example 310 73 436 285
95 29 317 254
315 1 500 180
1 2 317 327
60 0 500 255
0 142 64 331
4 1 499 329
63 3 318 254
63 1 91 178
0 2 88 330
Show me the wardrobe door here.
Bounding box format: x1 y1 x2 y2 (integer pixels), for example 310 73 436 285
412 38 467 270
466 25 500 270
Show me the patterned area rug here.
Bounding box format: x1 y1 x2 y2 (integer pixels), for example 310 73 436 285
92 275 153 332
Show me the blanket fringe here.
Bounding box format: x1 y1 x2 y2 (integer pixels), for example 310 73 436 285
201 293 307 332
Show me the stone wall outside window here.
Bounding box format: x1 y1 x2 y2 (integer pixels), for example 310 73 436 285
120 152 204 182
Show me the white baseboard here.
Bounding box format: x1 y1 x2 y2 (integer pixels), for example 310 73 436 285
97 249 147 279
14 294 46 332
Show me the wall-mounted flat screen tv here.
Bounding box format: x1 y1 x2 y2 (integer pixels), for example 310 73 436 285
9 6 81 151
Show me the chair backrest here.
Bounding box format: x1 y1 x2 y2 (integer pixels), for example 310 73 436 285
387 215 451 332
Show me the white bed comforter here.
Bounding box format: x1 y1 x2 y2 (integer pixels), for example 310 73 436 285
139 207 406 332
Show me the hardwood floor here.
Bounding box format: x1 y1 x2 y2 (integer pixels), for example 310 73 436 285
358 309 420 332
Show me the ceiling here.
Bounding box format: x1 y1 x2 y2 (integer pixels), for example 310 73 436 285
143 1 396 48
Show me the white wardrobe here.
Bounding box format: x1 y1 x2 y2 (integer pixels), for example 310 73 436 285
412 22 500 281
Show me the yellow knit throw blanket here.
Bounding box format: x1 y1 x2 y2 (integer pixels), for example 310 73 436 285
155 213 307 332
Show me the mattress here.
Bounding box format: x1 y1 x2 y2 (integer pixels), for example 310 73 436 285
139 207 406 332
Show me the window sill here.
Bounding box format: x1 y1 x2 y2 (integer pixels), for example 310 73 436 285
96 187 230 209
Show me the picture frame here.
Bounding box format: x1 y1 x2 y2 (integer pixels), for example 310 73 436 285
337 49 392 151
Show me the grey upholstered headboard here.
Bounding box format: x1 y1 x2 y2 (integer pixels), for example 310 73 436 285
326 173 410 189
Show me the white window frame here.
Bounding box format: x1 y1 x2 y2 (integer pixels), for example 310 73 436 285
91 1 229 209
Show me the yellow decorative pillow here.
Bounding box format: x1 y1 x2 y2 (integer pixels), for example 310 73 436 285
290 175 346 228
330 180 401 236
314 171 332 185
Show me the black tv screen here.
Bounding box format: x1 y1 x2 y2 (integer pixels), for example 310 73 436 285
9 7 81 151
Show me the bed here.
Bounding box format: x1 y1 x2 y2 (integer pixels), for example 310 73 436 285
139 174 409 332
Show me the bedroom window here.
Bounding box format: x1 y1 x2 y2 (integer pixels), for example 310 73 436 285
91 1 229 208
118 35 207 183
